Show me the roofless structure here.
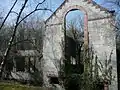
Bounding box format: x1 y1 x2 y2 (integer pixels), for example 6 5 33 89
42 0 118 89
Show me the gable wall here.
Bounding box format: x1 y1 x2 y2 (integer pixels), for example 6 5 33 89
43 0 118 89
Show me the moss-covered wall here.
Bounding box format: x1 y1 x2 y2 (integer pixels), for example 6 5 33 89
0 83 50 90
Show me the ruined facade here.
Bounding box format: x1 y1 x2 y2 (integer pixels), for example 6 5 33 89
43 0 118 89
3 50 41 81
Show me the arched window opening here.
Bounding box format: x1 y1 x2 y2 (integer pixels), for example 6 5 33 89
64 10 84 74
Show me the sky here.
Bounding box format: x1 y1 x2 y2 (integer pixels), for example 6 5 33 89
0 0 120 23
66 10 84 31
0 0 64 23
93 0 120 13
93 0 120 23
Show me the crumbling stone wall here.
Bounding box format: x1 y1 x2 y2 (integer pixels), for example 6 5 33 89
43 0 118 89
89 18 117 90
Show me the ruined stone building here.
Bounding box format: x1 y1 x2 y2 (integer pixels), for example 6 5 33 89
42 0 118 89
11 50 41 80
1 50 41 82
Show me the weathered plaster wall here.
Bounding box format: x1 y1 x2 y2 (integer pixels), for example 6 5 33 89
42 24 64 86
88 18 117 90
43 0 118 89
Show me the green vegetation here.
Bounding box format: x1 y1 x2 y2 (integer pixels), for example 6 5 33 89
0 83 47 90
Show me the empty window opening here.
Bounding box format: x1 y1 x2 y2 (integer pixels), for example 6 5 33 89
15 57 25 72
64 10 84 74
49 77 59 84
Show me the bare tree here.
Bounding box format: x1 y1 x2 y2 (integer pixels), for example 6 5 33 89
0 0 52 78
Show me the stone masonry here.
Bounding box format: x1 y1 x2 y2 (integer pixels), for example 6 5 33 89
42 0 118 89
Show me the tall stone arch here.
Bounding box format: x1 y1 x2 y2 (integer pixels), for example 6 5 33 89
42 0 118 89
62 5 89 48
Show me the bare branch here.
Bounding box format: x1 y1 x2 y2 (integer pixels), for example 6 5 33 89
0 0 18 30
35 0 46 9
11 11 19 15
0 0 29 78
16 0 28 25
18 8 52 25
11 39 30 46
